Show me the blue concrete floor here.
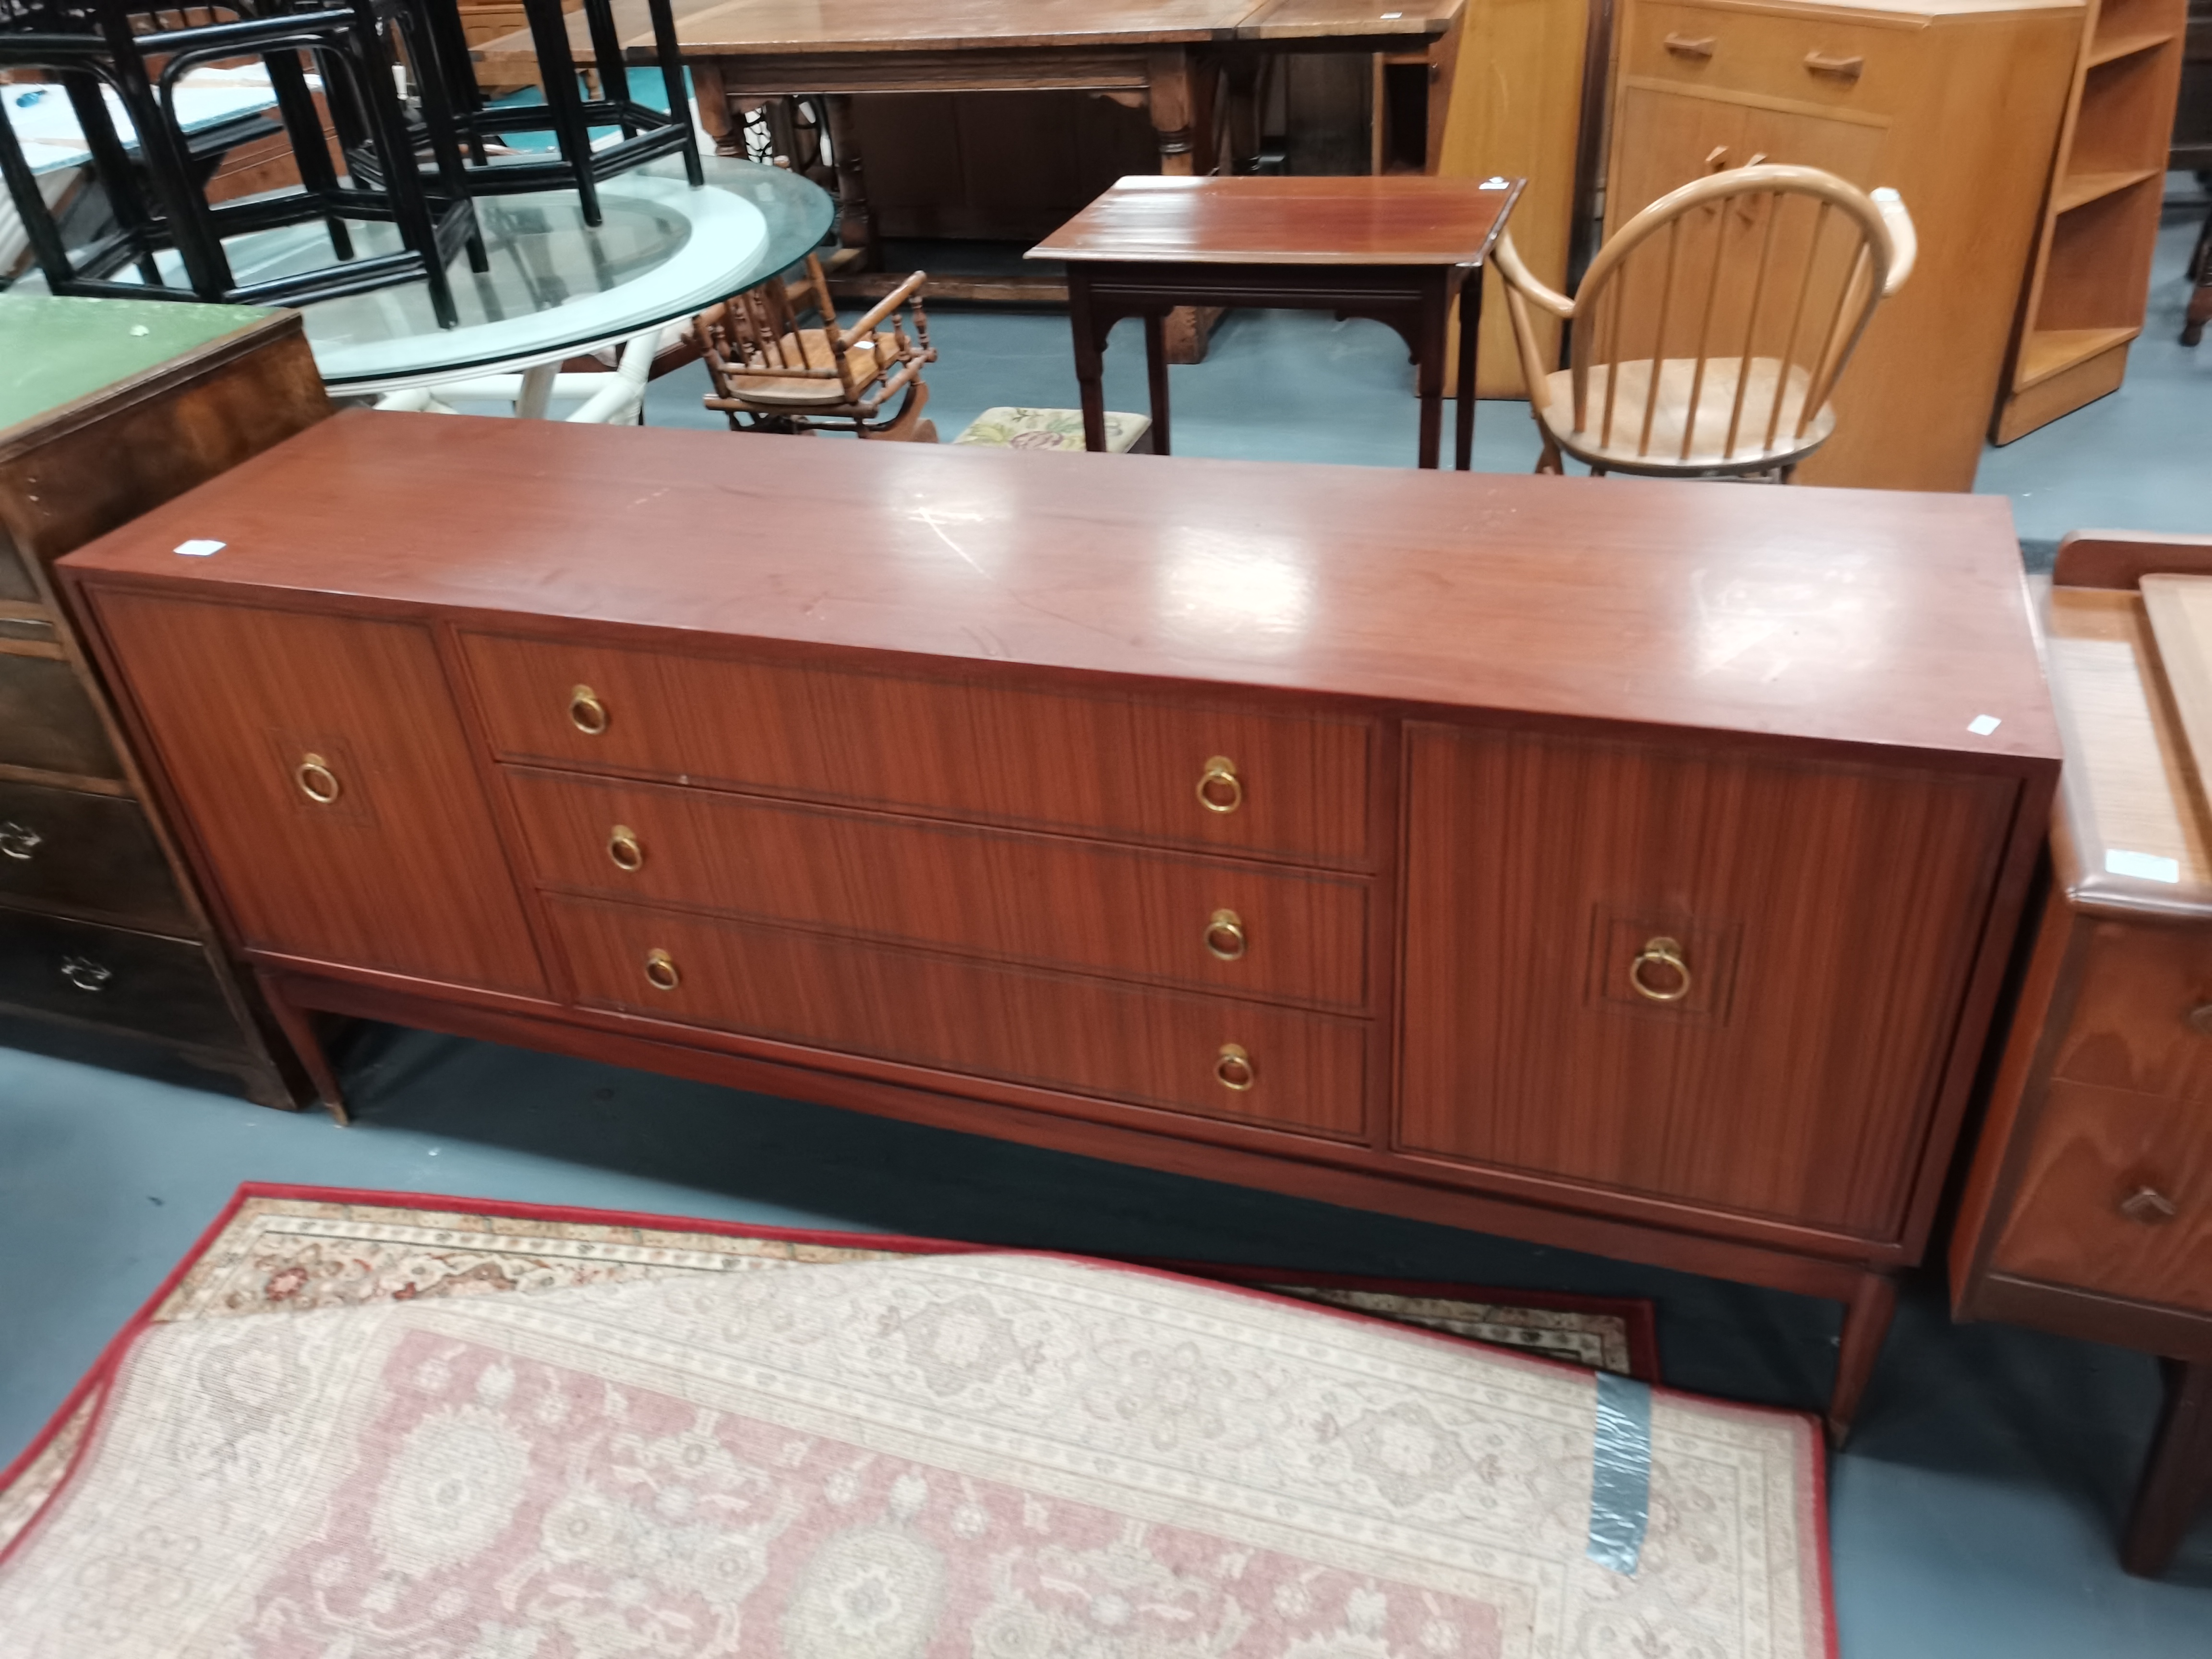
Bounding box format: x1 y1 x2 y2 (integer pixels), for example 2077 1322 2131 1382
7 183 2212 1656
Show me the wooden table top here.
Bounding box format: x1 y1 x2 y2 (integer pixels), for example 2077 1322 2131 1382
1030 175 1522 266
62 411 2056 769
477 0 1461 62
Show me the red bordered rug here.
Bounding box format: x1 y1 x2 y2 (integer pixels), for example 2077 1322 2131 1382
0 1185 1830 1659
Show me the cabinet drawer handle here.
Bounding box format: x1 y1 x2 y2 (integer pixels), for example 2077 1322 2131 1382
60 955 112 993
608 825 644 872
1204 908 1248 961
296 754 342 805
2120 1186 2178 1224
569 684 610 735
1664 32 1716 58
1215 1042 1257 1092
1629 936 1692 1003
1196 756 1243 814
0 819 41 861
1803 51 1863 80
643 948 680 992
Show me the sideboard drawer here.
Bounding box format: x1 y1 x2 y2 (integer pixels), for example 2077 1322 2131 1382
1991 1078 2212 1315
2052 922 2212 1106
462 632 1372 868
0 779 191 930
0 650 120 780
505 767 1369 1010
1397 724 2015 1238
88 594 548 997
0 910 237 1047
545 894 1368 1140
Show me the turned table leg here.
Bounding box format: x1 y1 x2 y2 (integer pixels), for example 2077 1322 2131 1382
1146 49 1214 366
2122 1359 2212 1576
1068 276 1111 455
822 93 880 270
1454 265 1481 471
1827 1270 1899 1447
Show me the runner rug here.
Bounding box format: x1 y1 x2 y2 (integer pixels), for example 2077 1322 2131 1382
0 1188 1827 1657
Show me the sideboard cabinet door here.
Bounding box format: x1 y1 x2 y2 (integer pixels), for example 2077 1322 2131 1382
1397 724 2016 1239
89 594 547 997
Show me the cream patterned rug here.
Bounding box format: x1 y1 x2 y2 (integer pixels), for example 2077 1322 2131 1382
0 1249 1826 1657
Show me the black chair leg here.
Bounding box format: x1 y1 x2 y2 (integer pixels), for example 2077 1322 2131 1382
647 0 703 185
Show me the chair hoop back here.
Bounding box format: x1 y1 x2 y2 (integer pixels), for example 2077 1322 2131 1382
1565 164 1902 469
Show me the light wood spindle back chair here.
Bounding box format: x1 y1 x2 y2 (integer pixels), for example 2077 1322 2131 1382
1494 165 1916 480
696 254 939 440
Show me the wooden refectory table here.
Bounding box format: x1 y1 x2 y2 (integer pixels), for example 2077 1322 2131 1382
474 0 1470 274
1030 173 1520 467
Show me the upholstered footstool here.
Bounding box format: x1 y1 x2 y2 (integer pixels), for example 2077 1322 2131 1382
952 406 1153 454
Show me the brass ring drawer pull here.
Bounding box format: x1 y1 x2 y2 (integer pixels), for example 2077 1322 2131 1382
569 684 610 735
1215 1042 1256 1092
1204 908 1248 961
2121 1186 2178 1225
1664 32 1716 58
644 948 680 992
1803 51 1864 79
0 819 41 861
1196 756 1243 814
60 955 112 993
296 754 342 805
1629 936 1692 1003
608 825 644 872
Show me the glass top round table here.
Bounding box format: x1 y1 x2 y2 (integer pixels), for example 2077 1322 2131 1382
240 155 831 393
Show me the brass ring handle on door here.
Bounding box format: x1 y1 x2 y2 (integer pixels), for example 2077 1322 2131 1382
1214 1042 1256 1092
1204 908 1248 962
643 948 680 992
2120 1186 2178 1224
569 684 610 735
1803 51 1864 79
60 955 112 993
0 819 41 861
608 825 644 872
1196 756 1243 814
1664 32 1716 57
296 754 342 805
1629 936 1692 1003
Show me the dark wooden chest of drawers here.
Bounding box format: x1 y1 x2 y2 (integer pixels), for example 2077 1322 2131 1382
61 412 2058 1437
0 296 327 1104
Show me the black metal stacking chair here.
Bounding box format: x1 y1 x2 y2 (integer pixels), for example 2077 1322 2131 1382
0 0 483 325
398 0 701 228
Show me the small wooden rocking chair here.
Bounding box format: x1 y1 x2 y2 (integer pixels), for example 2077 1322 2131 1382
696 256 939 440
1493 164 1916 480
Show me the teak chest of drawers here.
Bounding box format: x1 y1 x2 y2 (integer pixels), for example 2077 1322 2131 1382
61 413 2059 1438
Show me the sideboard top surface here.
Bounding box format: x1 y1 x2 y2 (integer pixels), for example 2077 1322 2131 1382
61 411 2058 767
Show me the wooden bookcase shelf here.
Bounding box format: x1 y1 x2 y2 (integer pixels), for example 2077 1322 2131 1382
1995 0 2187 443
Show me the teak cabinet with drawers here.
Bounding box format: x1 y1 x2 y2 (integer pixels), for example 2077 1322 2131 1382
1605 0 2084 491
62 413 2058 1438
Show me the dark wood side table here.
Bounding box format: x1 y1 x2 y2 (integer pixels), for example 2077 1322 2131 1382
1029 174 1521 469
1950 529 2212 1575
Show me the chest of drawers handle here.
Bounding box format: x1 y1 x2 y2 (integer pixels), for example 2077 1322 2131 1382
0 819 40 861
1664 32 1716 59
1803 51 1864 81
608 825 644 872
60 954 112 993
1215 1042 1257 1092
1197 756 1243 814
296 754 342 805
569 684 610 735
1629 936 1693 1003
644 948 680 991
1204 908 1248 962
2120 1186 2179 1225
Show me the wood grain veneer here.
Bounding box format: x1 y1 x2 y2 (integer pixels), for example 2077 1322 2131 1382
503 768 1370 1010
65 411 2058 1443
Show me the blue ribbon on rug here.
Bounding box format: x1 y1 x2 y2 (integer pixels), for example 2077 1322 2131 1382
1587 1370 1653 1575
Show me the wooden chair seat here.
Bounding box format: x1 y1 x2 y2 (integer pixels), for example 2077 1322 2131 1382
718 329 889 408
1536 357 1833 476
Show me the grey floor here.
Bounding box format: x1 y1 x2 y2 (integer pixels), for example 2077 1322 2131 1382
6 187 2212 1654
